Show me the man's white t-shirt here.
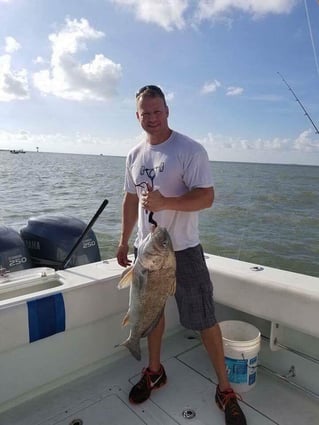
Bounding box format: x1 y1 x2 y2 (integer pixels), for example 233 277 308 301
124 131 214 251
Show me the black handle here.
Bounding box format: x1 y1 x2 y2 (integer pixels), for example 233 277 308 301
61 199 108 269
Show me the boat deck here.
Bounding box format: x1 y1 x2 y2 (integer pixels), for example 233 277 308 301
1 330 318 425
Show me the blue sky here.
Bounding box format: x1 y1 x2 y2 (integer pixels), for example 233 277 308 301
0 0 318 164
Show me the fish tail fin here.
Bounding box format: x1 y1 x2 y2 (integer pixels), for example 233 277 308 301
118 337 141 361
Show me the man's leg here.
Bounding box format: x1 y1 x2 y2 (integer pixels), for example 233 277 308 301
129 314 167 404
201 323 247 425
148 313 165 372
200 323 230 390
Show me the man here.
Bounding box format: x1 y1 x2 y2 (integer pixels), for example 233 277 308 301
116 85 247 425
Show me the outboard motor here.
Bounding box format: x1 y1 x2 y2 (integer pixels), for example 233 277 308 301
20 215 101 269
0 226 32 272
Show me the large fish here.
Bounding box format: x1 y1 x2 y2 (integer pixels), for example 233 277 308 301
117 227 176 360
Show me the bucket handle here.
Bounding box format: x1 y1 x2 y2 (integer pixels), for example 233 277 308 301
241 353 260 371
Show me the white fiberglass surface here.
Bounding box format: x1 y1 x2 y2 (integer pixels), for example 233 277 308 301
1 331 318 425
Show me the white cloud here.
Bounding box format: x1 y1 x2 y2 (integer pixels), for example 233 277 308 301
201 80 221 94
199 129 319 154
200 80 244 96
294 129 319 152
201 80 244 97
0 54 29 101
111 0 298 30
226 86 244 96
4 36 21 53
196 0 298 21
33 56 46 64
112 0 188 30
0 37 28 101
33 18 122 101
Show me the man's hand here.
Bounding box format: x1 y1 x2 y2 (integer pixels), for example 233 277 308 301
116 244 132 267
141 189 165 212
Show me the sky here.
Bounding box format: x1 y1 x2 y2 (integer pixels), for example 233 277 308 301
0 0 318 165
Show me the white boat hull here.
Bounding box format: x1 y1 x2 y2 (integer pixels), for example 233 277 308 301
0 255 318 423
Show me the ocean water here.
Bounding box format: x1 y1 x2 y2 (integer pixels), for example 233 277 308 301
1 150 318 277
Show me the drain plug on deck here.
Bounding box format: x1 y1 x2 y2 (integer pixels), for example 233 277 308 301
69 420 83 425
182 409 196 419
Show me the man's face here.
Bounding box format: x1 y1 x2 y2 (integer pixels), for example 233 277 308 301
136 96 169 140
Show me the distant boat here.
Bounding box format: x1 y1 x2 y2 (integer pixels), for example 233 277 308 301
10 149 26 154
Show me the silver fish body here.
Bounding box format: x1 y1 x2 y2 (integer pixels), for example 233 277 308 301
118 227 176 360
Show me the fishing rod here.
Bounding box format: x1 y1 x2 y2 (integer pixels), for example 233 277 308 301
61 198 108 269
277 72 319 134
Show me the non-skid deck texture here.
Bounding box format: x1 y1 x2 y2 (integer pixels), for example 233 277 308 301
1 331 318 425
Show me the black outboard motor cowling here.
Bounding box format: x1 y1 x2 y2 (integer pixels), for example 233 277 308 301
0 226 32 272
20 215 101 269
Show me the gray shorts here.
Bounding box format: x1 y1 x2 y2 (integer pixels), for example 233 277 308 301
175 244 217 331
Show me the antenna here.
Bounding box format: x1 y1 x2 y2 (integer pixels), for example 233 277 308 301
277 72 319 134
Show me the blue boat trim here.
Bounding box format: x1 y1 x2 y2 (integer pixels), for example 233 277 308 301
27 293 66 343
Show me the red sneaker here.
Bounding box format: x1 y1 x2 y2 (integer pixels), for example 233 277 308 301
129 364 167 404
215 385 247 425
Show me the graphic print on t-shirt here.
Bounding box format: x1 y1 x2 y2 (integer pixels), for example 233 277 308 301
135 162 165 192
134 162 166 228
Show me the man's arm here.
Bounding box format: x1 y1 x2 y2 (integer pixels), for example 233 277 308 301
142 187 214 213
117 192 139 267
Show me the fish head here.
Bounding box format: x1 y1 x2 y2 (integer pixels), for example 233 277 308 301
137 227 174 271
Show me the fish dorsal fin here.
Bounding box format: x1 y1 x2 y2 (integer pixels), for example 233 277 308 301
118 266 134 289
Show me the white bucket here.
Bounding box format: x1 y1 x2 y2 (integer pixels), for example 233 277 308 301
220 320 261 393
